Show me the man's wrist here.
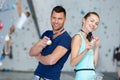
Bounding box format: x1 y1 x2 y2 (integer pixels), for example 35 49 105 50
39 46 44 52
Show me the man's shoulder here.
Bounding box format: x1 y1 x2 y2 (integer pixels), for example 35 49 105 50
41 30 53 38
63 31 71 38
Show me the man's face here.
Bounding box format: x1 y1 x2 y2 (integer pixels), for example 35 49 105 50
51 11 66 32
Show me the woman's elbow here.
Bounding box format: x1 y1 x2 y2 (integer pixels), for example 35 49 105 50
94 62 97 67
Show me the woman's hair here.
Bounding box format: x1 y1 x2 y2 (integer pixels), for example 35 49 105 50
86 32 93 42
84 12 99 20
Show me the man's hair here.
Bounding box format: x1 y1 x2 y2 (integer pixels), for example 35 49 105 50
116 47 120 51
26 12 30 17
51 6 66 17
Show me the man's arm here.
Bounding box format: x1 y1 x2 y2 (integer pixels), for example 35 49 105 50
29 36 50 56
29 39 44 56
16 0 22 16
36 46 68 65
29 35 68 65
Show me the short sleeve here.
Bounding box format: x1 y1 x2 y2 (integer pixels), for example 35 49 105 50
40 30 53 39
58 34 71 50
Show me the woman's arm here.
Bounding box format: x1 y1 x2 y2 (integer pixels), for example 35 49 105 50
70 35 89 67
93 37 100 66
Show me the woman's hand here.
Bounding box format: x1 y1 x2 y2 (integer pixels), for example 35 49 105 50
93 36 100 48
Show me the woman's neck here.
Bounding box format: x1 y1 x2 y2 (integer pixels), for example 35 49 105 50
81 28 89 34
80 29 88 36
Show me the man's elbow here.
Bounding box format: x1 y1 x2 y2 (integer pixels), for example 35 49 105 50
29 49 35 57
29 51 33 57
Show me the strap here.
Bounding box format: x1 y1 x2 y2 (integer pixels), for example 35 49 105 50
52 28 65 39
74 68 95 72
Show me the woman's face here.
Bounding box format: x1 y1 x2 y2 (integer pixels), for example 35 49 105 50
83 14 99 32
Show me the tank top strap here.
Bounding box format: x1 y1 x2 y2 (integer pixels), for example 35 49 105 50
76 32 85 43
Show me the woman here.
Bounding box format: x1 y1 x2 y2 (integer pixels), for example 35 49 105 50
70 12 100 80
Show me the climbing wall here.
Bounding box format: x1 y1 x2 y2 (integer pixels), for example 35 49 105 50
0 0 120 72
0 0 39 71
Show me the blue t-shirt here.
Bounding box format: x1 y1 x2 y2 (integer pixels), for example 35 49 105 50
34 30 71 80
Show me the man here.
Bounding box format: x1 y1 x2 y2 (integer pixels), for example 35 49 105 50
29 6 71 80
113 47 120 80
0 0 30 66
5 0 30 54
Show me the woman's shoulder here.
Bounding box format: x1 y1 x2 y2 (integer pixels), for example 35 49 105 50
72 33 82 42
72 32 82 39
